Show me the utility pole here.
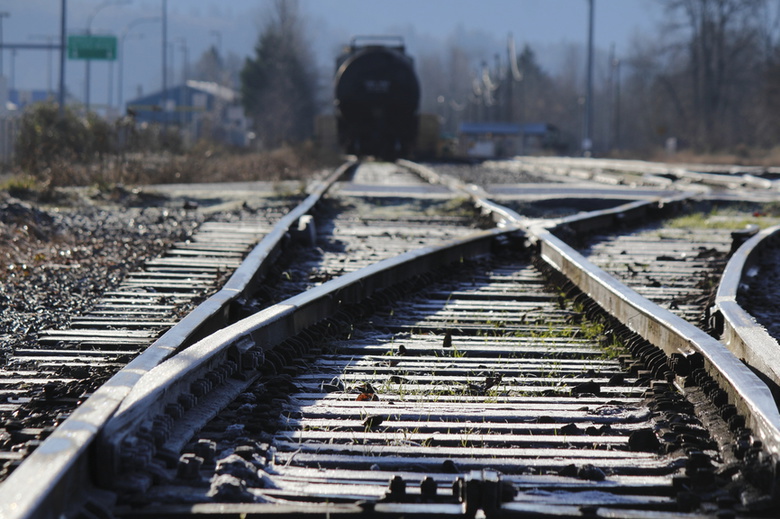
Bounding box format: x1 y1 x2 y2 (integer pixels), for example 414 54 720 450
0 12 9 77
614 58 621 150
59 0 66 114
176 37 189 84
607 43 615 151
583 0 594 156
506 36 513 124
162 0 168 127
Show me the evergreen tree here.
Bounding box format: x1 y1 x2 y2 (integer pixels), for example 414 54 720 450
240 0 317 147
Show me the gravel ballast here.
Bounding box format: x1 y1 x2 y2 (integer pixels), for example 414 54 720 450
0 191 204 360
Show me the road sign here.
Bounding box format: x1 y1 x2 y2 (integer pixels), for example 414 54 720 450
68 35 117 60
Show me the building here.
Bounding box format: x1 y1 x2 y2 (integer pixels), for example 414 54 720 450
125 80 248 146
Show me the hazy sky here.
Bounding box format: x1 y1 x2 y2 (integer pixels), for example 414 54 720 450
0 0 663 110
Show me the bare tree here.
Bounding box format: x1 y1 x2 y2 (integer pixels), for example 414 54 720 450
658 0 766 150
193 46 224 84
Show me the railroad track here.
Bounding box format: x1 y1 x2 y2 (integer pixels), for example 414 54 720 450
3 159 780 518
511 156 780 193
0 197 303 479
122 250 720 516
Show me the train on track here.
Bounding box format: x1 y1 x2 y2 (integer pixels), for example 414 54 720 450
333 37 421 159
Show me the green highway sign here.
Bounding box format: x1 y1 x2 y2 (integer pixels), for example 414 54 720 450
68 35 117 60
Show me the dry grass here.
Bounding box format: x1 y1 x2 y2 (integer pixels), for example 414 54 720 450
646 146 780 167
3 142 343 190
602 145 780 167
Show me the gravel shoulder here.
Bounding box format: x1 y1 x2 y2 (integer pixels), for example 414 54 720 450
0 187 208 359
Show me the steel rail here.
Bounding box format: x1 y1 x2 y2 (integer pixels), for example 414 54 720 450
97 226 518 485
0 161 356 519
102 161 780 514
403 160 780 491
535 225 780 447
514 156 780 191
715 224 780 394
531 212 780 474
11 158 780 516
397 159 527 228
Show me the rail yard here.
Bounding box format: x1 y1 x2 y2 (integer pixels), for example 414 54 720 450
1 158 780 519
5 0 780 516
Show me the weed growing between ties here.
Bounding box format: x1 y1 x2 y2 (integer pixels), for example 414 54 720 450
666 206 780 230
542 277 630 359
565 294 629 360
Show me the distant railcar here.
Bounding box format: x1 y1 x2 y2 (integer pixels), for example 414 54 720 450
334 37 420 159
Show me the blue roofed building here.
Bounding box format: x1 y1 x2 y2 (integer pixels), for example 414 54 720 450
125 80 248 146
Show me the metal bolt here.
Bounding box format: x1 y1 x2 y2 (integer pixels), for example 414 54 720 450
165 402 185 419
177 453 204 479
194 439 217 463
178 392 197 410
420 477 437 498
191 378 211 397
206 369 225 385
388 475 406 499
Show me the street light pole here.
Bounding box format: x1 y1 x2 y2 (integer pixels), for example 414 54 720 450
59 0 66 114
0 12 9 77
118 17 158 115
162 0 168 123
85 0 129 112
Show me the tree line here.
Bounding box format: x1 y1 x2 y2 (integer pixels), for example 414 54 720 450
410 0 780 156
207 0 780 158
21 0 779 163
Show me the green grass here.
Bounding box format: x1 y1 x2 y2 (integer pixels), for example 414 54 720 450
666 210 780 230
0 174 49 199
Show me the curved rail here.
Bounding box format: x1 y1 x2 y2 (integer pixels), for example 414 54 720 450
529 206 780 482
513 156 780 192
404 159 780 488
397 159 527 227
100 162 780 508
8 158 780 516
716 225 780 394
534 222 780 458
0 161 356 519
98 227 519 486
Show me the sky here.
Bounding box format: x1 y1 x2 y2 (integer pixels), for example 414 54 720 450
0 0 664 113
